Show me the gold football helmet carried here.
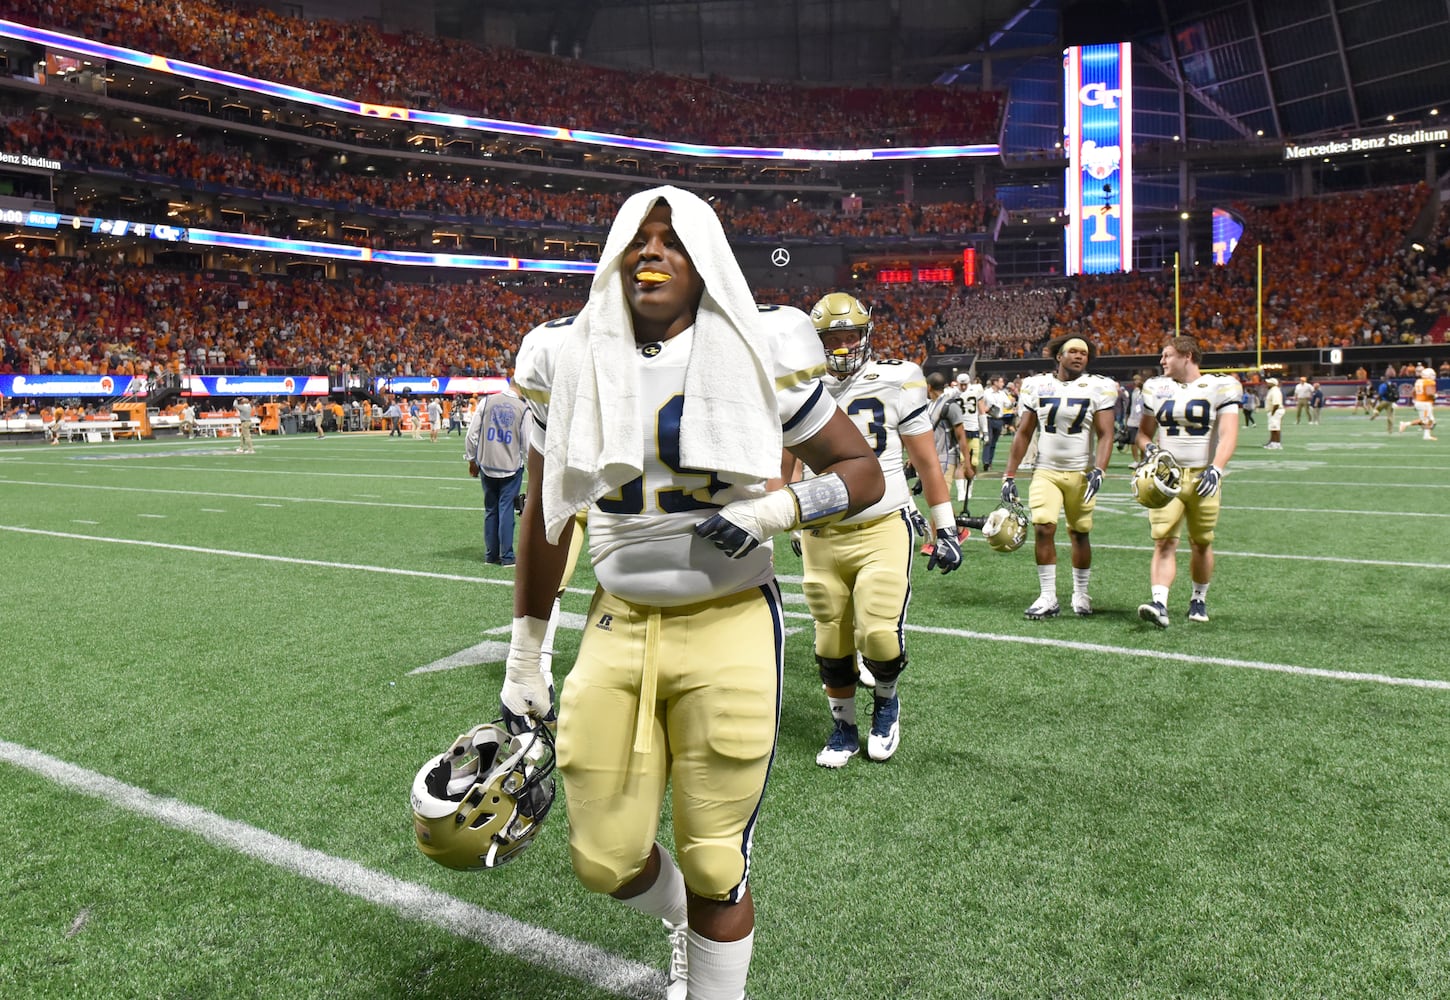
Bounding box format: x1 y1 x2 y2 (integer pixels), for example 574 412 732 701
411 721 556 870
1131 450 1184 509
809 292 873 375
982 500 1030 553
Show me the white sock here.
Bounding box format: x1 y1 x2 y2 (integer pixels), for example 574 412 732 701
1036 564 1056 600
1151 585 1170 606
539 595 563 679
617 844 687 928
954 477 967 502
1191 582 1209 602
685 929 753 1000
827 697 856 726
1072 567 1090 597
966 478 975 500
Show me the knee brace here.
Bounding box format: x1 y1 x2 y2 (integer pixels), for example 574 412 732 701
816 654 857 690
862 653 906 687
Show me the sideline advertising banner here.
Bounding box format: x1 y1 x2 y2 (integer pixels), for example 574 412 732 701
0 373 148 397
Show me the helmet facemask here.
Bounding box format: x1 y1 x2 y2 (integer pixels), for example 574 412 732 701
810 292 873 375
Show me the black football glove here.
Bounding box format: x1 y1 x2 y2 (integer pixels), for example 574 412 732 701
1083 468 1104 502
1195 464 1223 497
1001 476 1018 504
926 528 963 573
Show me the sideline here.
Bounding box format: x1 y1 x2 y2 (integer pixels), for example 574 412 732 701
0 739 659 998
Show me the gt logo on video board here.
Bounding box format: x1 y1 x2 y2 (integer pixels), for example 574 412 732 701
1065 43 1132 275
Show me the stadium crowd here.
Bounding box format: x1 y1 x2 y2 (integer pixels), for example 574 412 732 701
1 108 996 250
1047 185 1433 354
2 182 1444 382
0 0 1004 148
0 257 581 378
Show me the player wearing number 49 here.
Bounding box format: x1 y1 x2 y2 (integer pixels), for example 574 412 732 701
788 292 962 772
1134 336 1241 628
1001 335 1118 620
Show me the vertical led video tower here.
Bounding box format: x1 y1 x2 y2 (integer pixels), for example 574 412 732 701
1064 42 1132 274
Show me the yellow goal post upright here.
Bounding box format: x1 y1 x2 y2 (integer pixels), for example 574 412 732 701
1202 243 1282 380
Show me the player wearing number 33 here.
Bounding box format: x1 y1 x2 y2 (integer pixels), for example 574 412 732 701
786 292 962 772
1001 335 1118 620
1134 336 1241 628
503 186 883 1000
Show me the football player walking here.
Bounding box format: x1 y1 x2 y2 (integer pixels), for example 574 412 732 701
790 293 963 770
501 187 883 1000
1000 336 1118 619
1134 336 1242 627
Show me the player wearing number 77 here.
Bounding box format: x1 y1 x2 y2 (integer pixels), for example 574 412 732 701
1133 335 1241 628
1001 335 1118 620
502 186 883 1000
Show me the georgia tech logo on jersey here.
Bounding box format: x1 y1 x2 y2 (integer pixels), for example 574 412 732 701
595 614 614 631
1079 82 1123 109
639 342 663 358
864 373 880 381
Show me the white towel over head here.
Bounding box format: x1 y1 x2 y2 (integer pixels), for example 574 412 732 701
540 185 782 543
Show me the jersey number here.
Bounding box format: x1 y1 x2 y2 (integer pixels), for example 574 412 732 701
595 395 726 514
1155 398 1212 436
847 398 888 455
1039 397 1090 434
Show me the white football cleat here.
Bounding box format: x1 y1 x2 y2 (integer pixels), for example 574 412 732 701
1138 601 1170 628
815 720 860 768
866 695 900 762
1024 596 1060 620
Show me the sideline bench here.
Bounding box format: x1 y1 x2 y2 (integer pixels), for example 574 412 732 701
60 419 139 442
193 416 261 438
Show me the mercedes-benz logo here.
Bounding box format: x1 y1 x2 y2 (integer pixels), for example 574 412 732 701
770 247 791 267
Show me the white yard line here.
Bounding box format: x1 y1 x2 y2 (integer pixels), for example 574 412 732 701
0 740 660 999
3 525 1445 690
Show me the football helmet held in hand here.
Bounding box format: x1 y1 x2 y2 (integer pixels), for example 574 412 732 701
982 500 1029 553
411 722 556 870
1131 451 1184 509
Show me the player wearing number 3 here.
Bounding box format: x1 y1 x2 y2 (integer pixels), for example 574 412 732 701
1001 335 1118 619
1134 336 1241 628
503 186 883 1000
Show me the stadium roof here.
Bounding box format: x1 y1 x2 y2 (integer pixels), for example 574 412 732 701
438 0 1450 149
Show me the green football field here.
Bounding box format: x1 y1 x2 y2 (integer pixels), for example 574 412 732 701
2 409 1447 999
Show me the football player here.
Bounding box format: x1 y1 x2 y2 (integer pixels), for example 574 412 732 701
1000 336 1118 619
503 187 884 1000
1134 335 1242 627
1398 365 1438 440
951 371 987 519
789 292 961 770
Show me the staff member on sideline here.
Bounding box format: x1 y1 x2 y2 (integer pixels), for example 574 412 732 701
465 381 530 565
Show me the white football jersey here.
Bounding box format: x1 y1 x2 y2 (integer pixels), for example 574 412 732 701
1017 371 1118 471
515 305 837 606
957 383 984 432
804 356 930 525
1142 373 1243 468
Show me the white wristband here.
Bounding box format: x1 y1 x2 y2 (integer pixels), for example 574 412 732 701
929 502 956 534
738 487 801 540
506 615 550 683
